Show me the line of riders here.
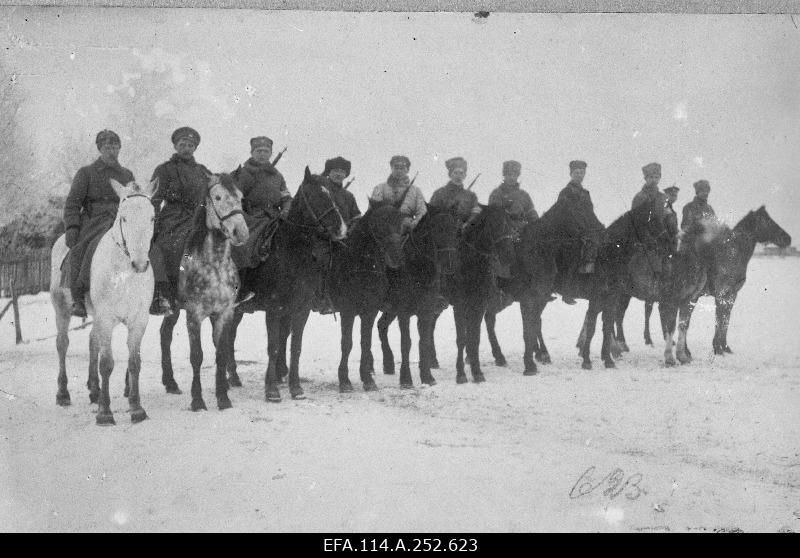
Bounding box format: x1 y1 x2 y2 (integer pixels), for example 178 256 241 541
63 127 717 320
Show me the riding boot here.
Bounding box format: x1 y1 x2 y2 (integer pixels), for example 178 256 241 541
150 282 175 316
70 287 87 318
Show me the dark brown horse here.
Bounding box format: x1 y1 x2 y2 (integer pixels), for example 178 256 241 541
664 206 791 364
328 201 405 392
227 167 348 402
444 205 516 383
160 174 249 411
376 205 459 388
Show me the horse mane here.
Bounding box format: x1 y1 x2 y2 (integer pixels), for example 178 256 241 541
184 173 237 255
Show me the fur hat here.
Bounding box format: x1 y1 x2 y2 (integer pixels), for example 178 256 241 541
445 157 468 173
642 162 662 177
390 155 410 168
323 156 351 177
502 160 521 175
95 129 121 148
250 136 273 150
171 126 200 146
569 160 587 171
693 179 710 193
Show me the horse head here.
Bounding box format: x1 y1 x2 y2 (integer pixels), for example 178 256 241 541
205 173 249 246
750 206 791 248
291 166 347 240
463 205 516 272
109 177 158 273
420 204 459 275
363 199 405 269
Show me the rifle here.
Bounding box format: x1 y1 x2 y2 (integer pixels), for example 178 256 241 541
467 172 482 190
409 171 419 186
344 176 356 189
271 146 287 167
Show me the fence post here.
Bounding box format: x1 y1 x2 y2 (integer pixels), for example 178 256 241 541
11 283 22 344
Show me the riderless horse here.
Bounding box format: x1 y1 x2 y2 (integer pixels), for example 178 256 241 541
159 174 249 411
50 178 158 425
328 201 405 392
227 167 347 402
376 205 459 388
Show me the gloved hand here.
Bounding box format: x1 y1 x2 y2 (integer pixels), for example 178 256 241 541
65 227 79 248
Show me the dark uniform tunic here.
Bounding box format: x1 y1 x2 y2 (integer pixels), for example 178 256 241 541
488 182 538 228
231 158 291 269
63 158 135 293
631 183 664 210
681 197 716 233
327 178 361 226
429 181 481 223
631 184 673 274
556 181 605 267
151 154 211 283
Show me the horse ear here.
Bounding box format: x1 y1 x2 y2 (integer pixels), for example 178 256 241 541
304 166 311 182
144 177 160 198
109 178 128 199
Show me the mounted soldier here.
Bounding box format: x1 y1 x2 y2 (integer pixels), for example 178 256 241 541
230 136 291 269
63 130 141 317
149 126 212 315
663 185 680 247
323 156 361 226
488 160 538 236
429 156 481 230
631 162 672 277
369 155 427 235
681 179 716 234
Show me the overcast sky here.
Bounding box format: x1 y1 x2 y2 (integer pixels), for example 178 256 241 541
2 7 799 240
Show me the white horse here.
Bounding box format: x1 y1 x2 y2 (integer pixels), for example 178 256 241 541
50 178 158 425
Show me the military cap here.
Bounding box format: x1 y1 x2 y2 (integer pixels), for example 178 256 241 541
95 129 121 148
642 162 662 177
323 156 351 177
693 180 710 192
445 157 468 173
250 136 273 150
502 160 521 175
390 155 411 168
664 185 680 195
171 126 201 146
569 160 587 171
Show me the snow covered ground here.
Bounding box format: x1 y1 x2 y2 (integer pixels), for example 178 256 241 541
1 258 798 532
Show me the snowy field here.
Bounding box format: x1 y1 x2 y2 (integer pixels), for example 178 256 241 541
1 258 798 533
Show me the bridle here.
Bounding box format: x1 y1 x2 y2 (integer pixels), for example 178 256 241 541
115 193 151 258
206 182 244 240
297 181 344 238
463 213 514 259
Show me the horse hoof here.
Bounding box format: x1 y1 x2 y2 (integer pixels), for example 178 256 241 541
339 383 354 393
472 372 486 383
619 342 630 353
96 413 115 426
400 381 414 389
228 375 242 388
217 398 233 410
665 358 676 367
535 354 551 365
191 399 208 412
456 375 468 384
290 387 306 400
495 357 507 367
89 392 99 404
56 393 71 406
723 346 733 354
604 360 616 369
265 388 282 402
131 408 148 423
420 374 436 386
581 362 592 370
523 368 538 376
165 383 182 395
363 381 379 392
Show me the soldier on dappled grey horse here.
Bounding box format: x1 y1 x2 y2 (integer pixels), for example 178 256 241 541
149 126 212 317
62 129 166 318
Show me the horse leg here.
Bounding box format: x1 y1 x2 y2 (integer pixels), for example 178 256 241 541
533 299 551 364
160 312 182 394
453 303 468 384
276 313 291 382
520 300 537 375
126 321 148 423
429 312 441 369
398 313 413 389
601 298 617 369
466 304 485 383
676 301 695 365
211 312 233 410
186 313 207 411
417 313 437 386
287 308 310 400
660 300 678 366
714 293 737 354
95 321 115 425
87 325 100 404
377 311 396 374
359 310 379 392
576 310 589 355
264 313 282 402
485 310 507 367
54 300 71 406
581 299 600 370
616 294 631 352
644 300 655 346
337 311 356 392
226 308 244 387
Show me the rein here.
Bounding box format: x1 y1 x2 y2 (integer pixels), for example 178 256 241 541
115 193 151 258
297 182 343 238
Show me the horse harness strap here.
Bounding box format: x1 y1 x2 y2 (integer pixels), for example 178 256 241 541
115 193 151 258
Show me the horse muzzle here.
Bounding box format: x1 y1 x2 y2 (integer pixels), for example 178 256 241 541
132 260 150 273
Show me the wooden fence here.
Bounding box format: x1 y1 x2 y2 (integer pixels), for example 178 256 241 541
0 248 52 344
